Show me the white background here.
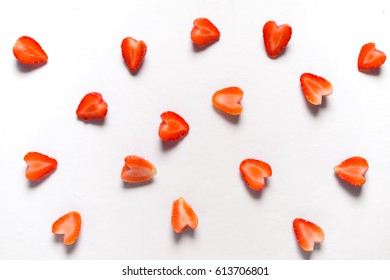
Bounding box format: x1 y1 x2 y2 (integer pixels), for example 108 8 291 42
0 0 390 260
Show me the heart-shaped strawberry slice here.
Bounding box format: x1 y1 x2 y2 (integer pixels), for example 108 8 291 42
300 73 333 105
171 197 198 233
263 21 292 58
212 87 243 115
24 151 57 180
293 218 324 251
159 111 190 141
334 156 368 186
52 211 82 245
13 36 48 64
239 158 272 190
76 92 108 121
358 42 386 70
121 37 147 72
121 155 157 183
191 18 220 46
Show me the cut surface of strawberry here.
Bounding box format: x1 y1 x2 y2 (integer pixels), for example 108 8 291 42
263 21 292 58
293 218 324 252
121 155 157 183
358 42 386 70
52 211 82 245
121 37 147 72
13 36 48 64
171 197 198 233
300 73 333 105
159 111 190 141
334 156 368 187
212 87 243 115
76 92 108 121
239 158 272 190
191 18 220 46
24 152 57 180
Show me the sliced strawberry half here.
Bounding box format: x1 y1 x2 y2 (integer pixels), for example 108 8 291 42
52 211 82 245
358 42 386 70
334 156 368 187
293 218 324 251
121 37 147 72
171 197 198 233
121 155 157 183
300 73 333 105
239 158 272 190
212 87 243 115
76 92 108 121
24 152 57 180
263 21 292 58
13 36 48 64
191 18 220 46
159 111 190 141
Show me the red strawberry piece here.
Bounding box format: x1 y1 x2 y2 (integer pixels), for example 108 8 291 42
159 111 190 141
239 159 272 190
76 92 108 121
13 36 48 64
293 218 324 251
263 21 292 58
334 156 368 187
121 37 147 72
24 152 57 180
212 86 243 115
358 42 386 70
171 197 198 233
191 18 220 46
300 73 333 105
52 211 82 245
121 155 157 183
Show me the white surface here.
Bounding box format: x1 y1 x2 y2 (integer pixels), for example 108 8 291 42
0 0 390 260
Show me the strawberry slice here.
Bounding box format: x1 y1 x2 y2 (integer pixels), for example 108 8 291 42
171 197 198 233
300 73 333 105
121 37 147 72
334 156 369 186
358 42 386 70
263 21 292 58
212 87 243 115
121 155 157 183
293 218 324 252
76 92 108 121
13 36 48 64
239 158 272 190
52 211 82 245
159 111 190 141
24 152 57 180
191 18 220 46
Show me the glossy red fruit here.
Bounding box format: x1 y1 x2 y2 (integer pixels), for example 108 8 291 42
121 37 147 72
13 36 48 64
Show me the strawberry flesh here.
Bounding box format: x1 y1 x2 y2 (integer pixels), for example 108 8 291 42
293 218 324 252
13 36 48 64
24 152 57 180
191 18 220 46
212 87 243 115
121 37 147 72
263 21 292 58
121 155 157 183
76 92 108 121
358 42 386 70
52 211 82 245
159 111 190 141
171 197 198 233
300 73 333 105
334 156 368 186
240 159 272 190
